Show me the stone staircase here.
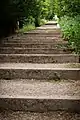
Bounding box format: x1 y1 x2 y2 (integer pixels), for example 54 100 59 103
0 21 80 119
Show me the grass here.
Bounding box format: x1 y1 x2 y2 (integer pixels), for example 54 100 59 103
39 19 47 26
59 15 80 54
18 24 36 33
17 19 47 34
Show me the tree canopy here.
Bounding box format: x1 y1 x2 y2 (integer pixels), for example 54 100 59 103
0 0 54 36
54 0 80 17
0 0 80 37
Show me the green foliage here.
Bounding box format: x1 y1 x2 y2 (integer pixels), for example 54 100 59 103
54 0 80 17
40 0 54 20
54 0 80 54
59 15 80 54
39 19 47 26
18 19 47 33
18 24 36 33
0 0 54 36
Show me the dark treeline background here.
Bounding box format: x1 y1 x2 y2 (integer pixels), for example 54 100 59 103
0 0 54 37
0 0 80 35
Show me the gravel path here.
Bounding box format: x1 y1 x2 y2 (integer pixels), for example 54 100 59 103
0 111 80 120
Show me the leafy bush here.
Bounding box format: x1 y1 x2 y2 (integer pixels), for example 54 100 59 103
59 15 80 54
18 24 36 33
54 0 80 17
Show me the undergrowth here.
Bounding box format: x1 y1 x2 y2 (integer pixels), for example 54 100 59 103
18 24 36 33
59 15 80 54
18 19 47 33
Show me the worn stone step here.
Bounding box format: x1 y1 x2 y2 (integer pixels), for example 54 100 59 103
0 54 79 63
37 25 59 29
2 40 65 45
36 28 60 31
37 27 60 30
22 34 61 38
4 29 60 38
23 32 61 35
20 35 61 39
0 80 80 111
2 40 63 44
0 111 80 120
25 35 62 38
0 42 68 48
45 23 57 25
3 36 62 42
2 28 61 40
0 47 73 54
28 29 61 33
15 33 62 38
0 63 80 80
45 21 58 25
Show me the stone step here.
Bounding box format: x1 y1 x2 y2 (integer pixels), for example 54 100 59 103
0 63 80 80
24 30 61 36
23 33 61 38
2 28 61 39
1 42 61 45
0 42 68 48
14 33 61 38
3 36 62 42
28 29 61 33
0 111 80 120
36 28 60 31
2 40 64 44
4 34 61 39
0 80 80 111
0 54 79 63
37 25 59 29
37 27 60 30
4 29 60 37
2 40 64 45
0 47 73 54
45 21 58 25
23 34 62 38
